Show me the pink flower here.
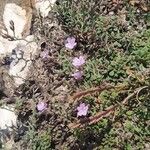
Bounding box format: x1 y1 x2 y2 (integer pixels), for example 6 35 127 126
77 103 89 117
72 56 85 68
65 37 77 49
40 50 49 59
37 101 47 112
72 71 83 80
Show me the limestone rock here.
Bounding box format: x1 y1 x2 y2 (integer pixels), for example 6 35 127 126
35 0 56 17
0 36 19 57
8 36 38 86
3 3 28 38
0 105 17 130
0 35 38 86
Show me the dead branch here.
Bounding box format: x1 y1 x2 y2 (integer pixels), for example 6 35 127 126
69 86 148 129
70 83 113 102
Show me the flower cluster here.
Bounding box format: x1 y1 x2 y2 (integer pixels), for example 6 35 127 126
36 36 89 118
65 36 89 116
65 36 86 80
71 55 85 80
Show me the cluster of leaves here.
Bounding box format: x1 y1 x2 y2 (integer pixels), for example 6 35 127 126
23 124 51 150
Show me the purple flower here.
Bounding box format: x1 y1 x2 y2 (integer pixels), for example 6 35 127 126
72 71 83 80
77 103 89 117
72 56 85 68
37 101 47 112
65 37 77 49
40 50 49 59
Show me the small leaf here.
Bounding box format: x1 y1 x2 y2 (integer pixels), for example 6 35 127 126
109 71 115 76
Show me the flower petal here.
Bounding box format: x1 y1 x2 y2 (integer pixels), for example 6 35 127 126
77 103 89 117
72 71 83 80
37 102 47 112
65 37 77 49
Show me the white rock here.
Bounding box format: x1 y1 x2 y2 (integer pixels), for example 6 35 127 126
0 35 37 56
0 39 5 54
0 35 38 86
3 3 27 38
0 2 38 87
35 0 56 17
9 60 32 86
0 36 19 57
109 11 114 15
8 36 38 86
0 106 17 130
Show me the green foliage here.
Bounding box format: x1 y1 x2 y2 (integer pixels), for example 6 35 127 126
13 0 150 149
58 50 72 75
57 1 150 148
57 0 120 51
22 114 51 150
131 29 150 67
24 124 51 150
24 129 51 150
84 58 103 86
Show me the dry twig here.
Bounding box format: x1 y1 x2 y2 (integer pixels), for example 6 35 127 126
70 83 113 102
69 86 148 129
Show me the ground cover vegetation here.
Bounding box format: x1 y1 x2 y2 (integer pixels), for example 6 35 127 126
1 0 150 149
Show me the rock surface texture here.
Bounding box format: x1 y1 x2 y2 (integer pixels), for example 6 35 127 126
3 3 27 38
35 0 56 17
0 106 17 130
0 0 56 147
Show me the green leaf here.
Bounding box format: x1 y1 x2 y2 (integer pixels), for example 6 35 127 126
109 71 115 76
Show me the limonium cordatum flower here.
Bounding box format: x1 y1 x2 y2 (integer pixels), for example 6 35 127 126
40 50 49 59
72 71 83 80
65 37 77 49
72 56 85 68
37 101 47 112
77 103 89 117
